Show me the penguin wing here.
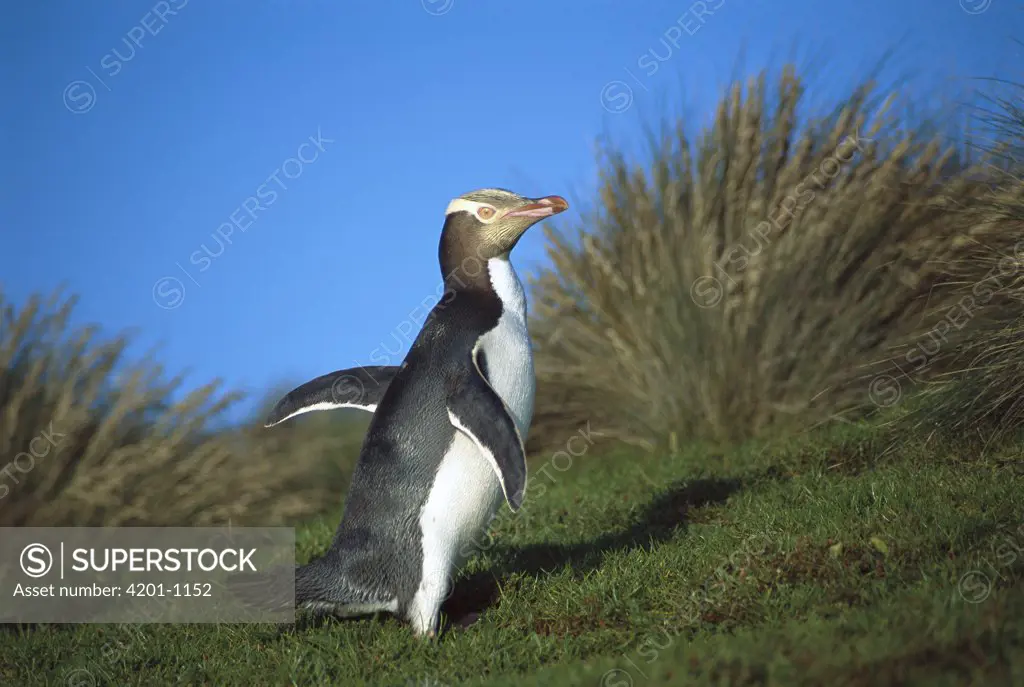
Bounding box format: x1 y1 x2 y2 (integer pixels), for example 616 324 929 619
445 347 527 512
264 365 399 427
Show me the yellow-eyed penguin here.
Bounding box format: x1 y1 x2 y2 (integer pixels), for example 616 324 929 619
259 188 568 637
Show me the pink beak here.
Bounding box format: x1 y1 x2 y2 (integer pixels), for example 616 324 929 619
503 195 570 219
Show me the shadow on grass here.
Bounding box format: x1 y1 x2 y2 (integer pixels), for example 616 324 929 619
441 475 750 627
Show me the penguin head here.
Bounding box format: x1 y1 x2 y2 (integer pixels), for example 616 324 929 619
440 188 569 267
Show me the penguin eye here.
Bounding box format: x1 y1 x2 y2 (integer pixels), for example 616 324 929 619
476 206 496 221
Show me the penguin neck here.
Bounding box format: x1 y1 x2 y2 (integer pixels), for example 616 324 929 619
442 256 527 321
484 257 527 320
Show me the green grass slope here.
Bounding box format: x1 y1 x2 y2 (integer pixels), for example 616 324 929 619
4 419 1023 686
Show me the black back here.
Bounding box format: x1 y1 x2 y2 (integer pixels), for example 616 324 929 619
328 283 503 608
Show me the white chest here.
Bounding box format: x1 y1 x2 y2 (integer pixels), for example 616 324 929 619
414 259 536 601
475 258 535 438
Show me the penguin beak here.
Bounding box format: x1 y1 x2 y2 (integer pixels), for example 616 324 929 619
503 196 569 220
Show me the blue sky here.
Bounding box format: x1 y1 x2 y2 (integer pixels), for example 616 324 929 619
6 0 1021 422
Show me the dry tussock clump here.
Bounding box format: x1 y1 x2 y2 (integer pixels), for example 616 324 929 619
908 84 1024 440
0 289 354 527
527 65 990 452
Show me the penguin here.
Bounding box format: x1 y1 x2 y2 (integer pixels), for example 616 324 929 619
262 188 569 637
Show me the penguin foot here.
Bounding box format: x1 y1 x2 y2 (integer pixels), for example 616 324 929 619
410 619 441 639
453 611 482 629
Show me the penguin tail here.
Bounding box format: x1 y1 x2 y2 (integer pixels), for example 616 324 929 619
228 553 391 618
225 563 298 615
293 556 345 605
294 554 396 616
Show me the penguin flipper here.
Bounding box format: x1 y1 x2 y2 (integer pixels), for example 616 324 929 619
445 349 527 511
264 365 399 427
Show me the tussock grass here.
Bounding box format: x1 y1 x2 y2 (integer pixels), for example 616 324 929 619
0 288 357 527
527 65 994 452
903 83 1024 442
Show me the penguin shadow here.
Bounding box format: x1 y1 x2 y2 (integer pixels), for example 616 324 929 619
441 475 751 625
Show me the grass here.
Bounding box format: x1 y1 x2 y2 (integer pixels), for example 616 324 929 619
4 417 1024 686
526 64 997 453
0 288 365 528
898 81 1024 442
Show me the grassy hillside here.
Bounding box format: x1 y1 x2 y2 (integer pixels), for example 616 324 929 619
4 418 1024 686
4 66 1024 686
